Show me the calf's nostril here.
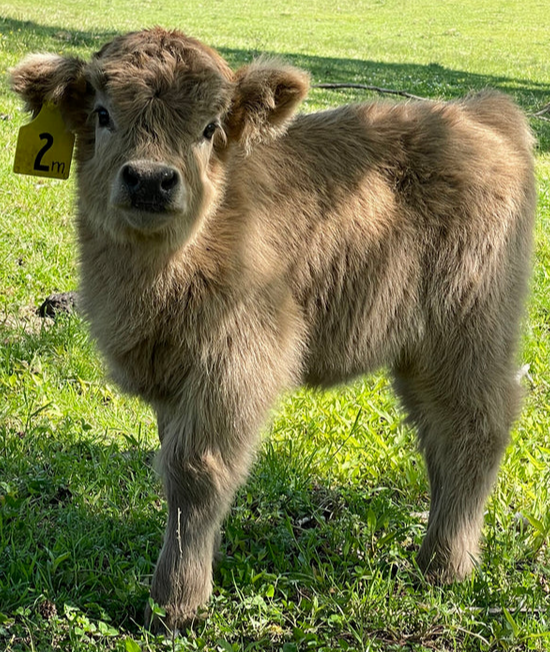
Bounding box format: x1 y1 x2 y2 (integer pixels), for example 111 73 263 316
122 164 141 191
161 169 178 192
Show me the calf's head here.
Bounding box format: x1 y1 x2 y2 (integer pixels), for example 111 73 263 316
11 28 309 248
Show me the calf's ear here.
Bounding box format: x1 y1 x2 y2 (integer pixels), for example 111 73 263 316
225 60 309 150
10 53 89 130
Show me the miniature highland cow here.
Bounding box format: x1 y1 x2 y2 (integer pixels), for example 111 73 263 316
12 28 536 630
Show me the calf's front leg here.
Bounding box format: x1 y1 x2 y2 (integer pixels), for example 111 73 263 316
146 413 253 632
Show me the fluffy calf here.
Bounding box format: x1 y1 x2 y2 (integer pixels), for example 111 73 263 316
12 28 536 630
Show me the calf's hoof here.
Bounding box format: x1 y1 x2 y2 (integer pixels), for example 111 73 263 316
144 600 206 635
416 537 478 583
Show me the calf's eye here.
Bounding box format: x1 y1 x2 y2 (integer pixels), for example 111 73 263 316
203 122 218 140
95 106 111 129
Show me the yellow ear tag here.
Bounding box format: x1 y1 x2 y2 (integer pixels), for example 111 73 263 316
13 103 75 180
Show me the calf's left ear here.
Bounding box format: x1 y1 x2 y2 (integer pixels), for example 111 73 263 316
225 60 309 150
10 53 89 130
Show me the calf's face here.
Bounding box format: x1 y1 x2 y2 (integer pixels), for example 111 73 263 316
11 28 309 248
81 32 235 245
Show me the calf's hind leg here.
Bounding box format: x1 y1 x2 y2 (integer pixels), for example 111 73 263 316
393 355 520 582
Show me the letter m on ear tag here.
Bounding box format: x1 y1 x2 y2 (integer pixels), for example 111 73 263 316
14 103 75 180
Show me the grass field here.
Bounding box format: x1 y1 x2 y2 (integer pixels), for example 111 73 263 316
1 1 550 650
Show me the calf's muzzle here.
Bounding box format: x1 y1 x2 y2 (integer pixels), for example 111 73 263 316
112 160 185 214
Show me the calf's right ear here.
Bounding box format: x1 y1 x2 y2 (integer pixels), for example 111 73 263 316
10 53 89 130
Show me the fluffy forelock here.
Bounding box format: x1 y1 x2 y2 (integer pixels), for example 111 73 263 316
85 28 235 134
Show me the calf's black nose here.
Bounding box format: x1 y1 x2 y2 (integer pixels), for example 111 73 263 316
121 161 181 212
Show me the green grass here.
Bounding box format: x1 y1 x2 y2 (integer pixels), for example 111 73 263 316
1 1 550 650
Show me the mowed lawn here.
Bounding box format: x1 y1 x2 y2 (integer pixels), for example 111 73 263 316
0 1 549 650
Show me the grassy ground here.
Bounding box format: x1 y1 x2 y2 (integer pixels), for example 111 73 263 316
1 1 550 650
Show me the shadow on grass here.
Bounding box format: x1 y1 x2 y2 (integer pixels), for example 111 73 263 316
0 316 418 632
0 421 419 634
0 16 118 55
2 16 550 151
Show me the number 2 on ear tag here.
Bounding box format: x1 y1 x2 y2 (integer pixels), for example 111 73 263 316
13 103 75 180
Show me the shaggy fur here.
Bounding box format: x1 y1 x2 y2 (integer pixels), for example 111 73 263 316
12 27 536 631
